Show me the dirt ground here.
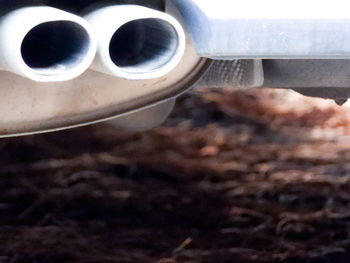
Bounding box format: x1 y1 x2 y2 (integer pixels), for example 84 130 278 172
2 88 350 263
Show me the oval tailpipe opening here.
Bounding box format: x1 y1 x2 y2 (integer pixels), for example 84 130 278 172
21 21 91 77
0 6 96 82
109 18 179 74
85 5 186 80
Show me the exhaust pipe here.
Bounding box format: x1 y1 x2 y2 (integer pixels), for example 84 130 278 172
84 5 186 80
0 6 96 82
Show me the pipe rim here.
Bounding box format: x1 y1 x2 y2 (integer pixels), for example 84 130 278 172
105 16 185 79
5 7 97 82
86 5 186 80
21 20 94 81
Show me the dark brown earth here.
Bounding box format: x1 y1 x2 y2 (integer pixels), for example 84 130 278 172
2 88 350 263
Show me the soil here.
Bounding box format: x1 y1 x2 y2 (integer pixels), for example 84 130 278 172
1 88 350 263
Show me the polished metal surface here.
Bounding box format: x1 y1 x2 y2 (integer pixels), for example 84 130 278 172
0 6 96 82
85 4 186 80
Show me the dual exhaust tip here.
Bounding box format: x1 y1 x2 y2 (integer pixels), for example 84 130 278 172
0 5 186 82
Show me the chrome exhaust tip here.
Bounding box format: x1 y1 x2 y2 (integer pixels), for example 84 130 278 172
85 5 186 80
0 6 96 82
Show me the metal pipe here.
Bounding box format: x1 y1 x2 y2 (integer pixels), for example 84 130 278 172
84 5 186 80
171 0 350 59
0 6 96 82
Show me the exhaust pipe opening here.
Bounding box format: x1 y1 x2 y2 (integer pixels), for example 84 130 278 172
21 21 91 76
0 6 96 82
109 18 178 74
85 5 186 80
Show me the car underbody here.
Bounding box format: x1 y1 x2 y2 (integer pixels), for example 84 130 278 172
0 0 349 137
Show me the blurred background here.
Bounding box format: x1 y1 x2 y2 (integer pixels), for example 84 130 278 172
1 88 350 263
